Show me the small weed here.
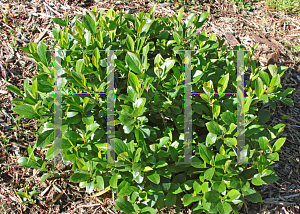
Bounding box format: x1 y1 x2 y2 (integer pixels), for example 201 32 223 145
2 11 8 23
284 42 300 54
232 0 254 10
265 0 300 14
8 29 19 51
17 184 38 205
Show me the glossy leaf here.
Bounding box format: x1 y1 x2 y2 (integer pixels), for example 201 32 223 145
70 172 91 183
126 52 143 74
82 15 95 34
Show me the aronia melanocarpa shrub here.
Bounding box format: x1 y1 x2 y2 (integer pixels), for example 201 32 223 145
7 4 294 214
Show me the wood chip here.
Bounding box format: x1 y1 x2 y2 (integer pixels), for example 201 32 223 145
34 24 51 43
225 32 240 47
269 38 293 56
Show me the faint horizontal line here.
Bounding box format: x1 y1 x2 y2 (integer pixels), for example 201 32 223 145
192 93 239 95
61 92 107 95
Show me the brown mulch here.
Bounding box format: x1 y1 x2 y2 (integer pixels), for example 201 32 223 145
0 0 299 213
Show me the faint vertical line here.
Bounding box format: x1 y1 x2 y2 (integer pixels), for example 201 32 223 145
107 50 115 164
184 50 192 164
54 48 63 164
237 50 246 163
174 50 200 165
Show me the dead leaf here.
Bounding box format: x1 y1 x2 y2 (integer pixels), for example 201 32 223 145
91 186 111 197
267 50 280 65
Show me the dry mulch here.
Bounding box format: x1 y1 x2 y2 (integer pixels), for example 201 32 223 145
0 0 299 213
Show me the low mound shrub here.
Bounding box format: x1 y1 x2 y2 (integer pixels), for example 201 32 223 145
7 4 294 213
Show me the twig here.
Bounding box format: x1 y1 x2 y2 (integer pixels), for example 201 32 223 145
77 203 103 208
43 2 61 16
283 193 300 199
30 12 55 19
279 112 300 125
263 200 296 206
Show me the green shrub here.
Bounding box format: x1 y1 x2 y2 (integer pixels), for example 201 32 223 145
8 4 294 214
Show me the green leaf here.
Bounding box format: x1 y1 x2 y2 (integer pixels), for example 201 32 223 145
52 17 67 26
177 7 184 23
133 171 144 184
115 198 135 214
12 105 39 119
217 201 232 214
135 129 148 154
17 191 28 198
220 112 236 125
46 146 58 159
206 121 223 135
212 100 220 119
118 186 139 197
154 67 163 79
183 194 193 206
82 115 94 125
173 31 181 44
153 161 168 168
94 176 104 190
92 48 100 68
272 137 286 152
70 172 91 183
193 181 202 194
165 192 177 208
195 12 209 28
6 85 23 97
40 173 51 184
128 72 141 94
268 64 277 77
259 70 270 85
226 189 241 201
109 173 118 188
204 190 220 203
258 110 270 125
261 169 279 184
18 157 44 169
132 163 144 172
32 78 38 99
76 158 88 170
119 113 135 126
158 136 170 149
126 52 142 74
115 138 128 155
123 125 134 134
126 34 135 52
119 152 131 162
255 77 264 98
244 189 262 203
36 129 54 147
82 15 95 34
132 98 146 117
37 41 49 66
217 73 229 94
199 144 214 163
86 181 94 194
203 80 214 94
259 136 271 152
161 59 175 80
71 72 87 88
224 138 236 147
204 167 215 180
147 171 160 184
267 74 279 94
